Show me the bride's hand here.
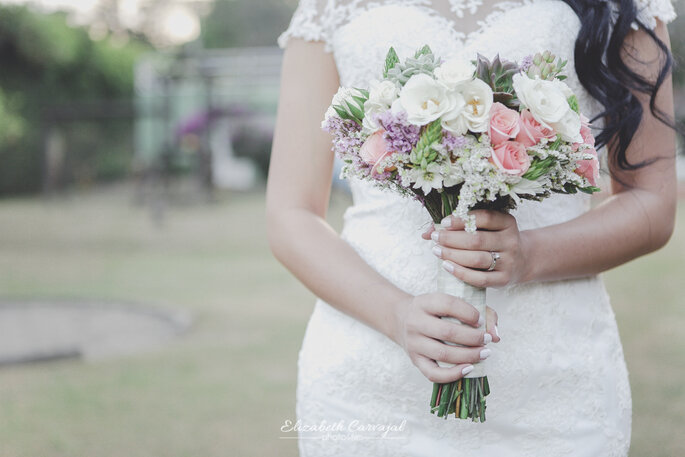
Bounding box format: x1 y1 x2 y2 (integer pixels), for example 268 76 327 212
422 210 530 288
392 293 500 383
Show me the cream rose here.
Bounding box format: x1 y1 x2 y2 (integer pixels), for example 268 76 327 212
399 74 457 126
453 79 493 133
512 74 582 143
367 79 400 107
435 59 475 90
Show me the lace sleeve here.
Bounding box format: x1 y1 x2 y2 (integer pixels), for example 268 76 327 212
277 0 335 52
632 0 677 30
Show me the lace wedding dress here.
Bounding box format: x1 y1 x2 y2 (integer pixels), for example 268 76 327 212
277 1 676 455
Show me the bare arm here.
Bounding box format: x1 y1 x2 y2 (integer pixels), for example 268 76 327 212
431 21 677 287
267 39 498 383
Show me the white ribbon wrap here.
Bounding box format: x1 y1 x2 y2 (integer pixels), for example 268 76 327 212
434 222 489 378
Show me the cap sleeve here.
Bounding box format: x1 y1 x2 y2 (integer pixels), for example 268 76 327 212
632 0 677 30
277 0 335 52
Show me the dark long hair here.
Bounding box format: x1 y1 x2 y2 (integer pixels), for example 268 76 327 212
562 0 679 171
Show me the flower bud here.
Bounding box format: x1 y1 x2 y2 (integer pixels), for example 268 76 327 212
533 53 542 66
542 50 551 61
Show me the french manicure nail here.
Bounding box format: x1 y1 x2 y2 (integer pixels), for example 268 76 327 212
441 260 454 273
462 365 474 375
494 325 500 339
480 348 491 360
483 333 492 345
477 314 485 327
440 216 452 227
431 231 439 242
432 245 442 258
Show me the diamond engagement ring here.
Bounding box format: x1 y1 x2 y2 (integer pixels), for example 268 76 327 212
487 251 501 272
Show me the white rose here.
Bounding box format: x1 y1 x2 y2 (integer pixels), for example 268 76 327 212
367 79 399 107
445 79 493 133
362 102 385 133
513 73 569 126
435 59 475 90
399 74 457 126
440 92 469 135
552 109 583 143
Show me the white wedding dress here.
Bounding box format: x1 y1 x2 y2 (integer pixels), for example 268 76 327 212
277 1 676 456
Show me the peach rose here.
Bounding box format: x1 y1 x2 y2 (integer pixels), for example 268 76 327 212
575 147 600 187
359 130 395 175
490 141 531 176
515 109 556 147
488 102 521 146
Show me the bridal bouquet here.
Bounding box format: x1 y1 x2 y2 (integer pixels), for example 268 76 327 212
322 46 600 422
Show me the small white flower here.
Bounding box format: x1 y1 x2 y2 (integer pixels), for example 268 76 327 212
399 74 457 126
411 163 445 195
361 102 385 133
435 59 475 90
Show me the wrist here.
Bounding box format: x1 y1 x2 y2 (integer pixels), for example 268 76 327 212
518 229 538 284
383 289 413 346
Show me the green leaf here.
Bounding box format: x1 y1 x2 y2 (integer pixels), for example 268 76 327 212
567 95 579 114
345 100 364 121
414 44 432 58
383 47 400 78
351 95 367 109
333 105 350 120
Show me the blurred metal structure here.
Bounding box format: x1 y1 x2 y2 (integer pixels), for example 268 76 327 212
133 45 282 220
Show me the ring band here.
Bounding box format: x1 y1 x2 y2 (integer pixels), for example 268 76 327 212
487 251 501 272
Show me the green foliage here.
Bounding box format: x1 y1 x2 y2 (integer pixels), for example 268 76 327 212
0 5 148 195
409 120 443 169
383 47 400 79
386 45 440 86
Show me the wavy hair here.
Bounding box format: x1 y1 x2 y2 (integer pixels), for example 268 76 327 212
563 0 679 172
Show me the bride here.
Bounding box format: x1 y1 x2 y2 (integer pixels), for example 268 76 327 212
267 0 678 455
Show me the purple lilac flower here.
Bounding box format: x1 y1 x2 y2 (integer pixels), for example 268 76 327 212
520 55 534 72
442 131 469 154
322 115 364 158
375 110 421 155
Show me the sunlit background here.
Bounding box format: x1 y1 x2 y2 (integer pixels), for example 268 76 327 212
0 1 683 456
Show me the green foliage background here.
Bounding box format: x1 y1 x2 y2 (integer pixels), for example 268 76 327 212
0 5 146 194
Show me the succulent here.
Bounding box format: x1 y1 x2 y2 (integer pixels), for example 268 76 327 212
474 53 520 108
525 51 568 80
385 44 440 86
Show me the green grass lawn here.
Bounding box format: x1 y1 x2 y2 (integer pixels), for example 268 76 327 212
0 184 682 457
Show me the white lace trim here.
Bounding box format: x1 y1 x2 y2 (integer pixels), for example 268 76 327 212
633 0 677 30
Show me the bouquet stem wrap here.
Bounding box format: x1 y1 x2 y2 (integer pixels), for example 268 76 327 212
429 223 490 421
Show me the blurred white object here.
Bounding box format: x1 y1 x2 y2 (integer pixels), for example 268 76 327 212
211 118 259 190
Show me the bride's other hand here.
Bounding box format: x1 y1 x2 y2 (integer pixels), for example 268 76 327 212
422 210 530 288
391 294 500 383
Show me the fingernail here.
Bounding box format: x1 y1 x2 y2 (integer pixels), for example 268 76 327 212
477 314 485 327
483 333 492 345
441 260 453 273
431 231 439 242
440 216 452 227
494 325 500 339
462 365 474 376
480 348 491 360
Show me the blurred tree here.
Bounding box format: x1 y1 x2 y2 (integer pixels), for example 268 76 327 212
201 0 298 48
0 5 148 194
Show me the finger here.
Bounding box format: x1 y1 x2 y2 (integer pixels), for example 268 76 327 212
441 260 510 288
414 354 475 384
422 225 435 240
439 210 512 231
418 338 490 365
416 314 488 346
433 246 493 270
432 229 497 252
486 306 501 343
424 294 481 327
